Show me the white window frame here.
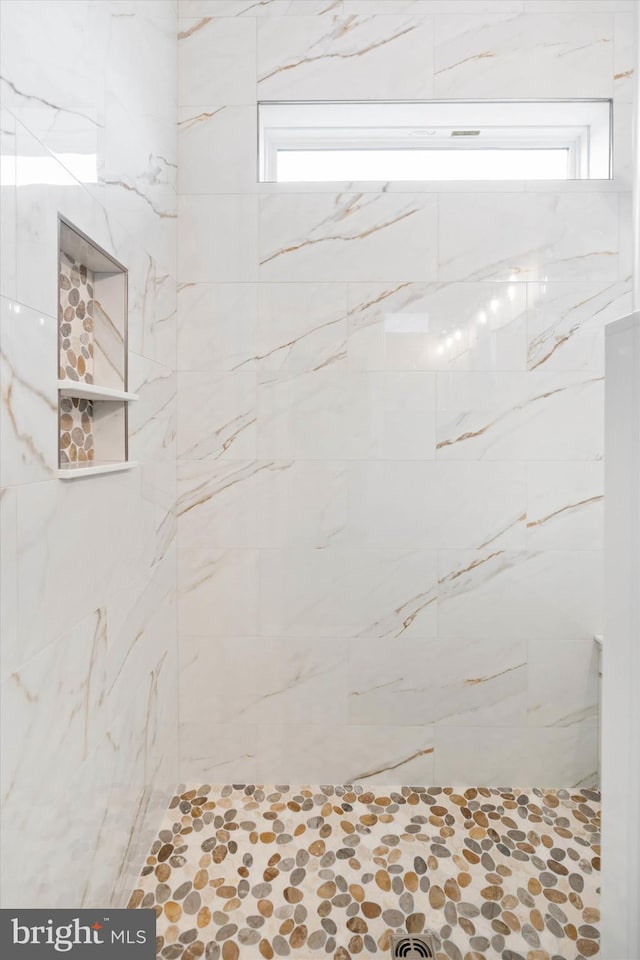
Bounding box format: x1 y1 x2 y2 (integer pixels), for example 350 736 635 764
258 100 612 182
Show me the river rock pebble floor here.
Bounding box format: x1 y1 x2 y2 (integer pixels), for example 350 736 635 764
129 784 601 960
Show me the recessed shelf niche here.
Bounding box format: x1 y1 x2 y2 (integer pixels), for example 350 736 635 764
57 216 137 478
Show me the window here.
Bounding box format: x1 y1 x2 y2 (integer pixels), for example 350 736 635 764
258 100 612 183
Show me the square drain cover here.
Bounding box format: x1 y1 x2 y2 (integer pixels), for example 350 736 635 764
390 933 437 958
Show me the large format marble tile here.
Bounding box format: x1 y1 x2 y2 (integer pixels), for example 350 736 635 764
0 108 16 302
180 0 346 14
437 548 603 641
527 719 599 788
178 282 258 372
121 238 178 370
89 8 177 277
179 195 259 282
1 736 115 908
612 100 634 190
257 368 351 460
346 0 525 10
0 0 106 150
434 11 614 98
178 460 262 549
179 16 257 104
257 13 433 99
439 193 620 283
345 460 526 550
128 355 177 465
178 458 347 549
179 105 257 195
347 280 528 372
13 119 113 318
527 637 599 728
1 0 178 915
259 194 438 283
0 487 18 682
178 547 259 637
15 472 145 661
524 0 634 11
436 370 604 461
177 370 257 460
256 283 347 373
349 635 527 728
1 608 108 859
256 726 436 784
257 369 436 460
180 636 349 725
613 10 636 103
433 726 530 784
0 297 57 486
436 723 599 789
259 548 438 639
106 571 178 799
527 280 632 373
526 461 604 551
179 722 260 783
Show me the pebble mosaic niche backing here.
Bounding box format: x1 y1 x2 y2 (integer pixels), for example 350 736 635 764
59 396 94 466
129 784 601 960
58 252 96 465
58 253 95 383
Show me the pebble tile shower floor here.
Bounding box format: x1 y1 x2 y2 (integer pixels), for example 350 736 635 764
129 785 601 960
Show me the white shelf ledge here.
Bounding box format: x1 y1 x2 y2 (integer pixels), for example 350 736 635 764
58 461 137 480
57 380 138 402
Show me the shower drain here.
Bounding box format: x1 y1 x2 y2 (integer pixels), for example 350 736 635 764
389 933 437 958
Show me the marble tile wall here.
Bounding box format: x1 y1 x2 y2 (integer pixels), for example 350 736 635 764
176 0 634 789
0 0 178 908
